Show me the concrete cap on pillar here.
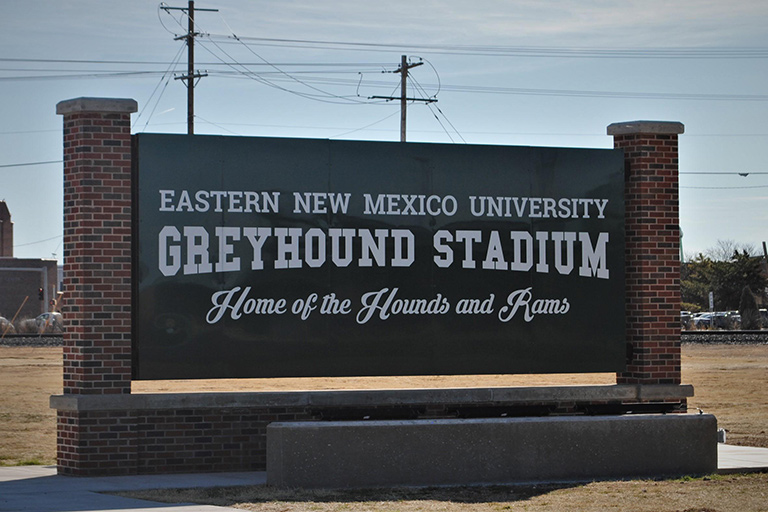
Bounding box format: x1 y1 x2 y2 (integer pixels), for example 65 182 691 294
57 97 138 115
607 120 684 136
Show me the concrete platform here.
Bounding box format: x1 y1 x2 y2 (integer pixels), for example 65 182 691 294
267 414 718 488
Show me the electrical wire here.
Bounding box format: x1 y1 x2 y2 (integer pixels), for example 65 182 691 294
199 35 376 104
0 57 392 67
680 172 768 175
329 110 400 138
0 71 161 81
411 56 440 98
168 7 387 106
409 74 466 143
207 72 768 102
2 58 766 103
194 115 239 135
13 235 62 248
158 2 188 35
407 73 453 142
140 74 176 132
0 160 62 169
134 44 186 130
204 35 768 59
681 185 768 189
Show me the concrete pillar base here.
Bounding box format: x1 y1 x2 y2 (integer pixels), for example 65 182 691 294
267 414 717 488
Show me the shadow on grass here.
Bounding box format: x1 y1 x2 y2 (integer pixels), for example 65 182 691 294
116 482 582 508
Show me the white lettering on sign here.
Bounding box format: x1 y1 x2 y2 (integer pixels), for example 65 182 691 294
469 196 609 219
363 193 457 216
432 230 609 279
498 287 571 323
159 190 280 213
158 227 417 277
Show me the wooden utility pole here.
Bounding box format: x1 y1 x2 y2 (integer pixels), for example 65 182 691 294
371 55 436 142
163 1 218 135
399 54 409 142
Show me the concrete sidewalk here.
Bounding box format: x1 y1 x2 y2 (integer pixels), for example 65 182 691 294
1 444 766 512
0 467 265 511
717 444 768 473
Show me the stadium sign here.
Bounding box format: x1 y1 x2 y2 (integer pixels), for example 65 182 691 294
133 135 625 379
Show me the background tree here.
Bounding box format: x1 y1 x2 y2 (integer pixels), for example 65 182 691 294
681 240 768 312
704 239 758 261
739 285 761 330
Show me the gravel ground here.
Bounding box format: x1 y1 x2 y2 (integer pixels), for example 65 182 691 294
0 335 62 347
682 331 768 344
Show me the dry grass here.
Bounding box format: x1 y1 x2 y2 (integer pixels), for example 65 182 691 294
683 344 768 448
1 343 766 465
0 347 61 466
2 343 767 511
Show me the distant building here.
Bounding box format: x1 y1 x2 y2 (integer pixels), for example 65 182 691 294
0 258 59 319
0 201 59 320
0 201 12 258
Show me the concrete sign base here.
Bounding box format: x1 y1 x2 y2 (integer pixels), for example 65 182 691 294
267 414 717 488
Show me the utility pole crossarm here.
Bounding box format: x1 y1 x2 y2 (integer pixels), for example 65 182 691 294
369 96 437 103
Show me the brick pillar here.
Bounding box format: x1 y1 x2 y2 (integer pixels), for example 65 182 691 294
56 98 138 476
608 121 684 385
57 97 137 395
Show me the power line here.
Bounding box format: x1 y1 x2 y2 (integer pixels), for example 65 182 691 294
0 57 392 67
206 36 768 59
2 61 766 103
210 73 768 102
13 235 62 248
409 72 465 143
328 110 400 138
0 160 62 169
134 43 187 131
0 71 162 81
185 11 385 106
681 185 768 189
680 172 768 175
3 155 767 180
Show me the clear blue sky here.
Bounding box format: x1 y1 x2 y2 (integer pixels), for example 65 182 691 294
1 0 767 263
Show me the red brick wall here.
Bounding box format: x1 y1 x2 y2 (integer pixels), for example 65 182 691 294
56 410 137 476
135 408 314 474
55 398 686 475
608 122 684 385
58 98 137 395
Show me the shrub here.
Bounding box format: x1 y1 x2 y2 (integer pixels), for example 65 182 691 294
739 286 761 330
0 317 15 335
682 302 704 313
14 318 39 334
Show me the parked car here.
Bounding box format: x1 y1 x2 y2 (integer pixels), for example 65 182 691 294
36 312 63 333
692 311 739 330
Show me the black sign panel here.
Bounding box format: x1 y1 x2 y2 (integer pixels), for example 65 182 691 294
133 134 625 380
